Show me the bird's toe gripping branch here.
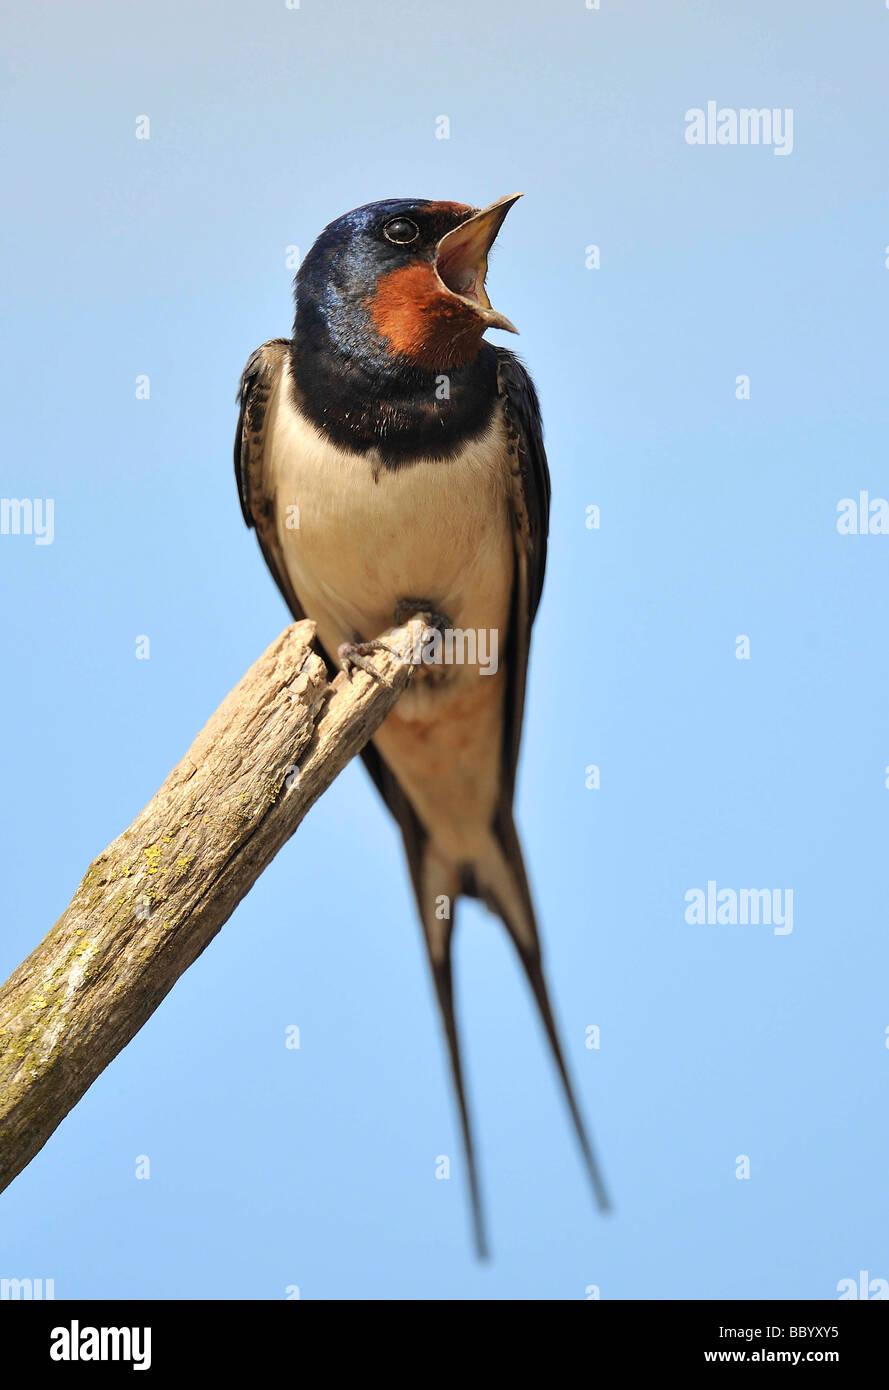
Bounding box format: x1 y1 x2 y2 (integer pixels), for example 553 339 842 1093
337 638 401 681
339 606 452 683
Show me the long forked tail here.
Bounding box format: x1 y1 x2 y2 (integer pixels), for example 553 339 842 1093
417 820 610 1258
419 849 489 1258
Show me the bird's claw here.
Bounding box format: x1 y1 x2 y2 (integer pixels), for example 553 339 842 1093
337 639 398 681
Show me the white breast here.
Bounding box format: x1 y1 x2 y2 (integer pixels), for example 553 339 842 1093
265 362 516 685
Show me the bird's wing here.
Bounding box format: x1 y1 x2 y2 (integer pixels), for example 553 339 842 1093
493 346 551 809
234 338 309 624
486 350 610 1218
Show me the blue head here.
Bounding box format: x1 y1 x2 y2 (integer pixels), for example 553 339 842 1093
294 195 521 373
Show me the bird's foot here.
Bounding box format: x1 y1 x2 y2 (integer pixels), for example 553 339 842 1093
337 638 399 681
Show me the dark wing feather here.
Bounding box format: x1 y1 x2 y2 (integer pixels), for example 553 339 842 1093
488 354 612 1213
235 339 309 625
493 347 551 810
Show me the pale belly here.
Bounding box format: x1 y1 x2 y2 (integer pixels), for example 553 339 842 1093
268 385 514 698
266 378 515 853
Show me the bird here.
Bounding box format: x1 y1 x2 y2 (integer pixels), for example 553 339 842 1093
234 194 609 1255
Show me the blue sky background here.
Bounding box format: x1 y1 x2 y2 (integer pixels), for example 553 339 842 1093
1 0 888 1299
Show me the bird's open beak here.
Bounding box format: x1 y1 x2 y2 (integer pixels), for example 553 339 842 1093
434 194 522 333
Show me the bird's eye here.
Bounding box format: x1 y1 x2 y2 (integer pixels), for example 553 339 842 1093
383 217 420 245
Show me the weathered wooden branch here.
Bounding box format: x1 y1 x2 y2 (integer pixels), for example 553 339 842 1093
0 617 424 1195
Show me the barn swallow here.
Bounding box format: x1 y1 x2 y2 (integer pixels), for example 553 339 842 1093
235 195 609 1255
